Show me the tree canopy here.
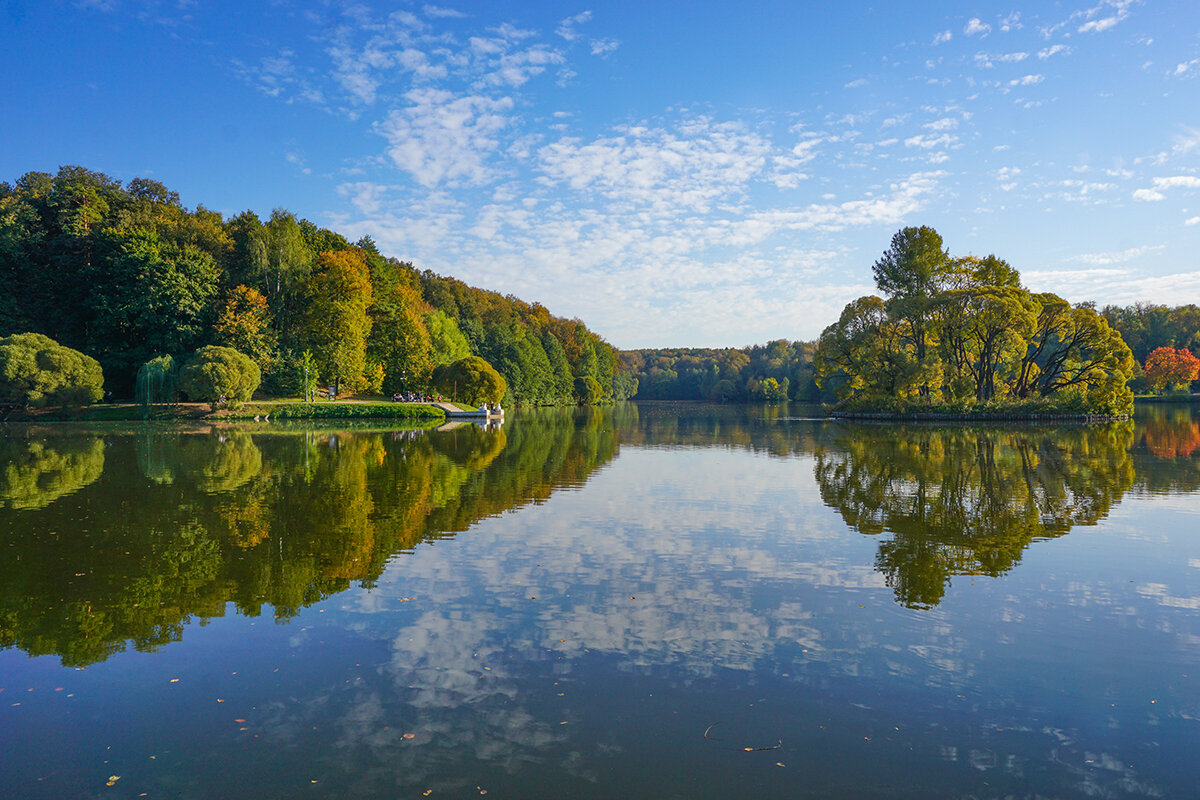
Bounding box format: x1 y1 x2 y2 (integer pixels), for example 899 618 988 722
814 227 1135 415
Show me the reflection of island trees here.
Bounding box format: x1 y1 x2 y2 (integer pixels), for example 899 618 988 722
0 435 105 510
814 424 1135 608
0 414 620 665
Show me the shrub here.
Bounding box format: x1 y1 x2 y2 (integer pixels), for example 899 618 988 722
431 356 507 405
178 346 261 409
0 332 104 406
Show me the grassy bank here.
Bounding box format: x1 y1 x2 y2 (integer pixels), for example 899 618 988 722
225 402 444 420
2 401 445 422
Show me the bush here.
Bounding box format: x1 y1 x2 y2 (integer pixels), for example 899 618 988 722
178 346 261 409
0 332 104 406
430 356 507 405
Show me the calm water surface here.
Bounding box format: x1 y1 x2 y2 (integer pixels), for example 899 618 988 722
1 404 1198 798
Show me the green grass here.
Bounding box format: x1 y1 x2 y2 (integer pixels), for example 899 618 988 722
227 402 444 420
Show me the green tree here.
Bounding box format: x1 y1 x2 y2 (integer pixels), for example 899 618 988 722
431 356 507 405
178 345 261 409
87 228 221 388
426 309 472 365
297 250 374 394
0 332 104 406
135 354 179 409
369 282 432 393
574 375 604 404
249 209 315 316
212 285 277 377
872 226 952 390
814 296 917 400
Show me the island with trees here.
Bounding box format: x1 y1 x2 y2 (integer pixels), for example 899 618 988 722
813 226 1136 418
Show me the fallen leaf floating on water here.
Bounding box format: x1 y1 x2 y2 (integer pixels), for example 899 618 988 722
403 733 416 740
106 775 120 786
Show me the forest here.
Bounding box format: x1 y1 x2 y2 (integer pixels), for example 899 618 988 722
0 166 636 405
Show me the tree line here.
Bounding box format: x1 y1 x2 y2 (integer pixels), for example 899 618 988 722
619 340 820 402
0 166 636 405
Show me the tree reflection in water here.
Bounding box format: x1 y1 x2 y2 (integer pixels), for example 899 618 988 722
0 414 619 666
814 423 1136 608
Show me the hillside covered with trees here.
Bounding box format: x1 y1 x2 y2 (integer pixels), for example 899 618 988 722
0 166 635 404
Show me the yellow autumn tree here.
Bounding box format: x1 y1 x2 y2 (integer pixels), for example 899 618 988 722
298 250 373 394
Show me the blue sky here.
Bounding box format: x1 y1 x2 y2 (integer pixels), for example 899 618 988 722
3 0 1199 348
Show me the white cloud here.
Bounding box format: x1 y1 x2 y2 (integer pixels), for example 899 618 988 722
377 89 514 187
975 51 1028 68
923 117 958 131
1037 44 1071 59
1174 59 1199 78
536 119 772 214
1077 0 1133 33
964 18 991 37
555 10 592 41
285 151 312 175
844 78 868 88
1186 217 1200 226
590 38 620 57
1000 12 1022 32
484 45 565 87
904 133 957 149
933 30 952 45
1132 176 1200 202
1065 245 1163 265
1009 74 1044 86
423 5 467 18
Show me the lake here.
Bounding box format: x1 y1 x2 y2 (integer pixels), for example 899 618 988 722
2 404 1198 799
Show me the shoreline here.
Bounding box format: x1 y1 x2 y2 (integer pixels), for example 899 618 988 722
1 400 447 423
830 411 1130 422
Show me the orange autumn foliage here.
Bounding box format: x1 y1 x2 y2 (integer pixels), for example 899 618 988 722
1143 346 1200 392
